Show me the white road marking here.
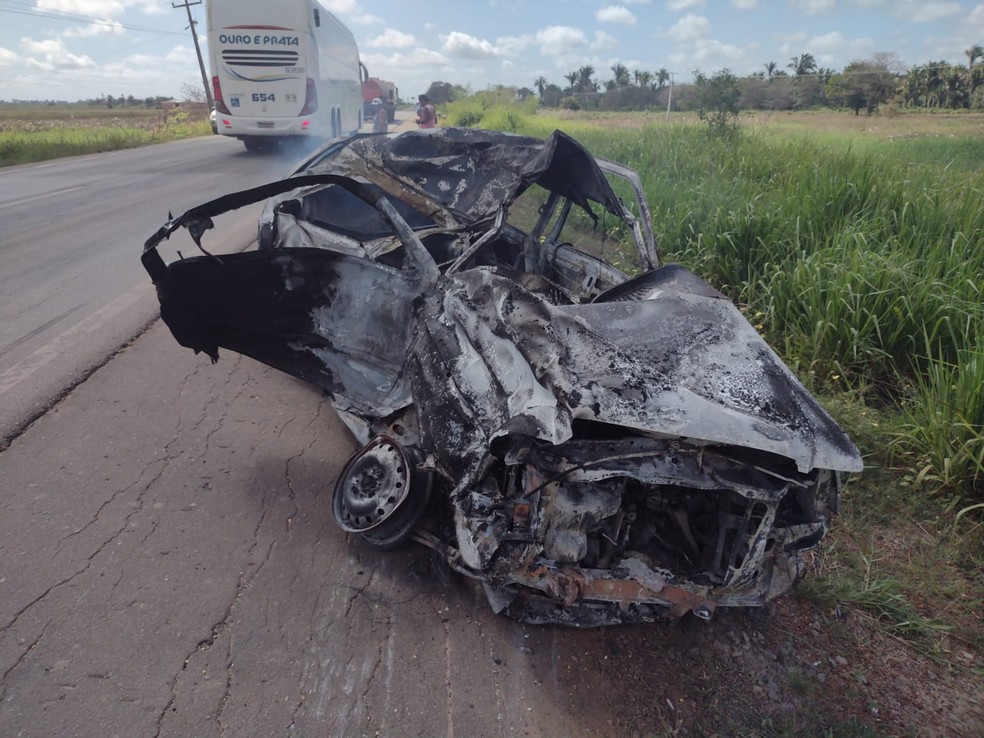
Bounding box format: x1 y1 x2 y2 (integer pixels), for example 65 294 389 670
0 185 86 209
0 281 154 396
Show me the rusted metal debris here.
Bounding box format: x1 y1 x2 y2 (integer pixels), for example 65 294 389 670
142 128 862 625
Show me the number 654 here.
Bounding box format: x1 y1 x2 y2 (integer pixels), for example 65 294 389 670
251 93 276 102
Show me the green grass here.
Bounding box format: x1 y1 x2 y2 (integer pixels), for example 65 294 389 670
0 107 211 167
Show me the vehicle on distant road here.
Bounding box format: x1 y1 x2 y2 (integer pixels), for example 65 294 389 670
207 0 362 151
360 67 398 123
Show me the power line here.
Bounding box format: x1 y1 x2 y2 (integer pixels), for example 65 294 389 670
0 1 186 36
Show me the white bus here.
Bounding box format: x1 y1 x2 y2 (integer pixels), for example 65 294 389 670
207 0 363 151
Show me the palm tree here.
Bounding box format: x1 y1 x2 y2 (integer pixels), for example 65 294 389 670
816 67 835 86
610 63 630 88
901 66 925 107
966 44 984 68
763 61 778 79
634 70 653 89
533 76 547 98
925 61 946 107
944 67 968 108
965 45 984 107
656 67 670 90
576 65 596 93
788 53 817 76
564 70 578 93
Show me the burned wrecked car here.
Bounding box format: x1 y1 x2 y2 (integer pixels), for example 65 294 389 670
142 128 862 626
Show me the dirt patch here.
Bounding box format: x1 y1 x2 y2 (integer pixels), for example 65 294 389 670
531 594 983 737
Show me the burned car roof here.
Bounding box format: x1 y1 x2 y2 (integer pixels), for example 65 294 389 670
288 127 628 225
143 128 862 626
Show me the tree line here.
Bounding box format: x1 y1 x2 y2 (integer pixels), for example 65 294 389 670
422 45 984 116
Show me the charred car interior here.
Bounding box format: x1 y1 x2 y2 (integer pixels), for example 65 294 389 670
142 128 863 626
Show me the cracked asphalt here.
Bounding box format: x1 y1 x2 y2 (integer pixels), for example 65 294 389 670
0 317 625 737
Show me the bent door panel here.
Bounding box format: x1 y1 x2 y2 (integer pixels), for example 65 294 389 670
157 247 418 415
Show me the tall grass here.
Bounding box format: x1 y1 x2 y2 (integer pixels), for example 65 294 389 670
891 337 984 495
0 114 211 167
471 105 984 504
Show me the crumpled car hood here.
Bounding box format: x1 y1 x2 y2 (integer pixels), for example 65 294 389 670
409 266 861 485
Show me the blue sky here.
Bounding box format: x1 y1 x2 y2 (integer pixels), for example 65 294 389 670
0 1 982 102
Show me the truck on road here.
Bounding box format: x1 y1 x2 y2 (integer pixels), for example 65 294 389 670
207 0 362 151
360 67 398 123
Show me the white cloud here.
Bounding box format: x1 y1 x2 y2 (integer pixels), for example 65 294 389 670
809 31 853 54
61 20 125 39
790 0 835 14
496 34 537 55
163 45 196 64
591 30 620 52
777 30 873 66
890 1 961 23
366 28 416 48
597 6 637 25
23 38 95 72
918 4 984 64
348 12 382 24
37 1 122 15
126 1 166 16
321 0 358 13
776 30 808 56
668 13 710 42
361 49 451 75
320 0 380 24
21 37 64 54
536 26 588 56
442 31 498 59
667 0 705 9
730 0 760 8
968 3 984 29
0 47 18 66
693 38 747 63
35 1 165 17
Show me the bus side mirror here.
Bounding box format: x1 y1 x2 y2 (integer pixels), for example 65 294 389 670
313 9 320 26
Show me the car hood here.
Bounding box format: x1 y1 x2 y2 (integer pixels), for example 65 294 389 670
409 266 863 482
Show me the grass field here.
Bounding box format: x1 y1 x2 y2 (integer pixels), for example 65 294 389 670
7 102 984 677
0 104 211 167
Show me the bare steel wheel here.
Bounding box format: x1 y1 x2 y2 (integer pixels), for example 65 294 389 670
332 435 431 549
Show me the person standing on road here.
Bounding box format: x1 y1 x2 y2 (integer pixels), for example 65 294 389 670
416 94 436 128
371 97 388 133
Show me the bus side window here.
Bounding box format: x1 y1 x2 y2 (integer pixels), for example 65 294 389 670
313 9 320 26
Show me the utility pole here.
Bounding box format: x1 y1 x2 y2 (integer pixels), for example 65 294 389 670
666 72 675 120
173 0 213 109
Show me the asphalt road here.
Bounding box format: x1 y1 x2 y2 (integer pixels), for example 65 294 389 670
0 132 644 737
0 134 302 448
